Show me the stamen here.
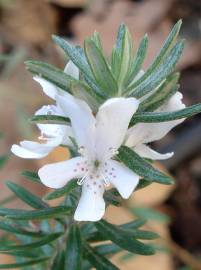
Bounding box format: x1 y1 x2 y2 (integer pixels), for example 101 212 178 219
77 171 89 185
78 145 85 155
101 173 110 187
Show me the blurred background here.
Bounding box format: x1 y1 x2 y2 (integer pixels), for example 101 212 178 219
0 0 201 269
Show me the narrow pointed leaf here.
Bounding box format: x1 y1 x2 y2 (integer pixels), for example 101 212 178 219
136 179 152 190
120 219 146 230
117 146 174 185
84 39 118 96
0 257 49 269
84 243 119 270
0 233 62 251
126 34 148 86
30 115 70 125
139 72 180 111
65 224 82 270
94 243 122 256
51 251 65 270
25 60 72 92
95 220 155 255
130 103 201 125
6 181 48 209
128 20 182 89
44 180 77 200
91 31 103 51
128 40 184 97
131 207 170 223
0 155 9 169
0 221 46 237
52 35 93 80
0 206 71 220
114 24 133 88
21 171 41 184
1 250 39 258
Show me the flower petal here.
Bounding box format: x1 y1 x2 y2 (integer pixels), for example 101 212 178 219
35 105 73 146
38 157 86 189
126 92 185 146
56 95 96 158
11 140 58 159
33 76 59 99
95 97 139 161
134 144 174 160
64 61 79 79
107 160 139 199
74 182 105 221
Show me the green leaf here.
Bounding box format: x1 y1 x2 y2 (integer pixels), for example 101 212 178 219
1 250 39 258
84 243 119 270
44 180 77 200
0 206 71 220
121 219 146 230
52 35 93 80
91 31 103 52
130 230 159 240
70 81 100 112
84 38 118 96
95 220 155 255
51 251 65 270
127 20 182 90
6 181 48 209
65 224 82 270
94 243 122 256
25 60 71 92
125 34 148 86
113 24 133 89
21 171 41 184
81 219 146 243
30 115 70 125
130 103 201 125
0 221 46 238
0 155 9 169
139 72 180 111
131 207 170 223
0 257 49 269
0 233 62 251
117 146 174 185
136 179 152 190
103 189 121 207
128 40 184 98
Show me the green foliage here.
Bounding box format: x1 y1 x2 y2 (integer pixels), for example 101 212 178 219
44 179 77 201
30 114 70 125
65 224 82 270
84 38 118 96
0 154 9 169
95 220 155 255
130 103 201 126
117 146 174 185
0 257 49 269
131 207 170 223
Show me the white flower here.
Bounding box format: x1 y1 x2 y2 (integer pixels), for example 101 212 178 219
11 61 78 159
38 96 140 221
11 105 73 159
125 92 186 160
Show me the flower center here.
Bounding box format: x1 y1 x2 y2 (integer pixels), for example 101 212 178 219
94 159 100 168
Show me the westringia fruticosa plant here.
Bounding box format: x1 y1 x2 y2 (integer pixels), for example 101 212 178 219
0 20 201 269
